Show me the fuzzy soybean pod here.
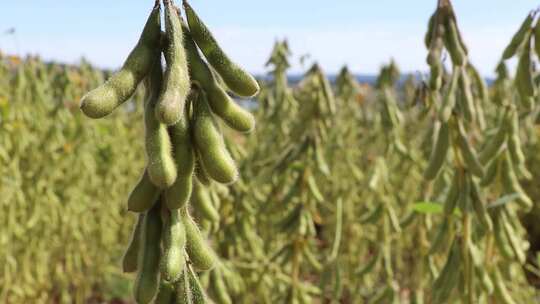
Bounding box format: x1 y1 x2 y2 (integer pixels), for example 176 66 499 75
160 208 186 282
424 12 436 47
155 0 190 126
506 111 525 165
128 170 160 212
211 268 232 304
122 214 144 273
535 19 540 59
493 268 517 304
192 90 238 184
478 114 508 165
515 36 535 108
181 209 217 271
192 179 220 222
424 121 450 180
443 14 466 66
164 98 195 210
502 12 534 60
429 217 451 254
439 70 459 122
501 152 533 210
443 174 459 216
133 201 163 304
144 59 178 188
456 121 484 178
457 67 476 122
183 1 259 97
175 269 190 304
481 156 500 187
433 242 461 302
154 280 175 304
470 180 493 231
183 28 255 133
80 4 161 118
493 211 515 260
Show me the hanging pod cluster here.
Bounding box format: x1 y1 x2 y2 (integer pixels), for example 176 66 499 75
421 2 538 303
500 9 540 109
425 1 485 127
78 1 258 303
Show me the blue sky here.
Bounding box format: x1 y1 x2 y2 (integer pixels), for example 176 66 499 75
0 1 535 76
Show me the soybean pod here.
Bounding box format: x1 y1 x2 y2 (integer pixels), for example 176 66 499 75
160 208 186 282
183 25 255 133
133 201 162 304
183 1 260 97
155 0 191 126
128 170 160 212
181 208 217 271
144 56 178 188
192 90 238 184
122 214 145 273
164 91 196 210
81 4 161 118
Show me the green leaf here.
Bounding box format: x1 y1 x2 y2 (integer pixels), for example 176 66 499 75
412 202 443 214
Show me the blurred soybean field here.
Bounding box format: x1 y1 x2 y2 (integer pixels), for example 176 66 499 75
2 5 540 304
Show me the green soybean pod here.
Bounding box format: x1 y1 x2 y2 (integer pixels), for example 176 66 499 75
501 153 533 210
164 96 195 210
181 209 217 271
122 214 144 273
424 12 436 48
478 119 507 165
457 67 476 122
456 121 484 178
183 1 260 97
468 64 488 102
428 217 451 255
160 208 186 282
424 121 450 180
433 242 461 303
443 16 466 66
194 157 212 186
183 28 255 133
211 269 232 304
439 70 459 122
475 266 494 295
175 269 190 304
501 212 526 264
493 211 515 260
154 280 175 304
80 4 161 118
192 179 220 223
535 18 540 59
192 91 238 184
443 174 459 216
502 12 534 60
133 201 163 304
360 204 384 225
493 268 517 304
128 170 160 212
356 251 380 277
481 156 500 187
470 179 493 231
506 110 525 165
515 34 535 109
155 0 191 126
187 265 208 304
457 171 471 212
144 59 178 188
